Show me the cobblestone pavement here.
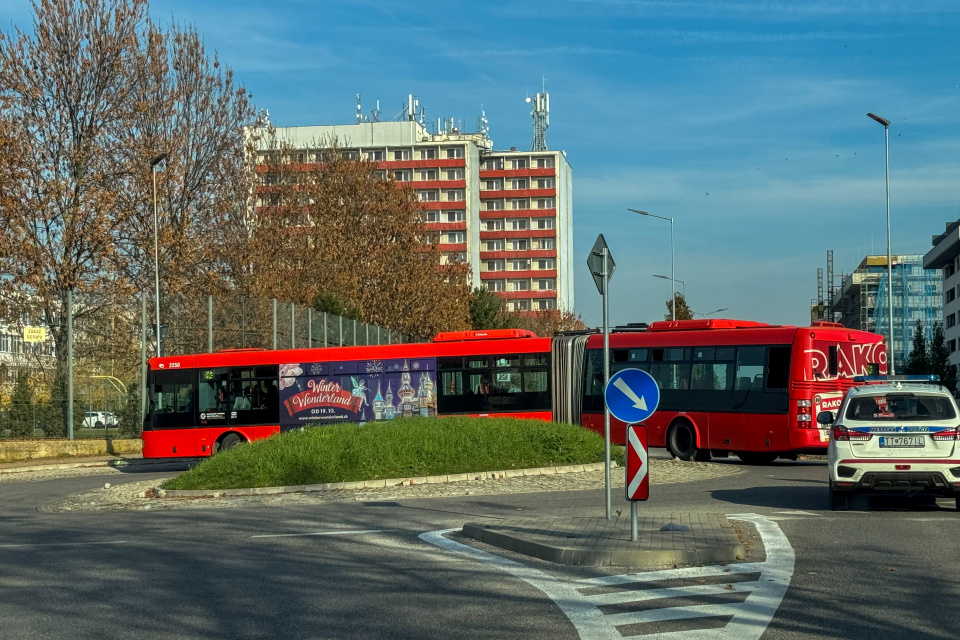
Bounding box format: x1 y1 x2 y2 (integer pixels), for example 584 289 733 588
36 459 743 513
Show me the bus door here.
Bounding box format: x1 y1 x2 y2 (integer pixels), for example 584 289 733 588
147 369 200 457
196 367 230 446
707 346 763 452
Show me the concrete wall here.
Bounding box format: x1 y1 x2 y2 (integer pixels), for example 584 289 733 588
0 438 142 463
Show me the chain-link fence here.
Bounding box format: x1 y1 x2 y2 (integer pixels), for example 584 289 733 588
0 292 412 441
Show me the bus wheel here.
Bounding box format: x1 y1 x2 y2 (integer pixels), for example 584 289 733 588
736 452 778 465
216 433 244 453
666 421 699 461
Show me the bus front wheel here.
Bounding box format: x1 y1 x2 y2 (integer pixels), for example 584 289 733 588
216 433 244 453
666 421 701 461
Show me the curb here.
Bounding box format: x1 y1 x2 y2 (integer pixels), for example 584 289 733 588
155 461 617 499
0 458 185 476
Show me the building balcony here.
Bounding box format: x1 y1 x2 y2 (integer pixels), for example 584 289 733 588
427 222 467 231
376 158 466 170
479 250 557 260
438 243 467 252
479 208 556 219
479 188 555 199
479 230 556 240
479 168 555 179
419 200 466 210
497 290 557 299
411 180 466 190
480 269 557 280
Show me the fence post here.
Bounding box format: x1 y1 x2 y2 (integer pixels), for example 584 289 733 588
67 288 73 440
339 315 343 346
208 295 213 353
387 329 392 345
308 308 313 348
290 302 296 349
323 311 328 347
272 298 277 350
353 319 358 346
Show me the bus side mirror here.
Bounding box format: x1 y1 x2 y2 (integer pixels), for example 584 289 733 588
816 411 835 425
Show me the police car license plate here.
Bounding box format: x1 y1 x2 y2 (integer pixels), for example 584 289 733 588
879 436 924 448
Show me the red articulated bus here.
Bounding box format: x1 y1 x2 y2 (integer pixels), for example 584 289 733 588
144 318 887 463
551 319 887 464
142 329 551 458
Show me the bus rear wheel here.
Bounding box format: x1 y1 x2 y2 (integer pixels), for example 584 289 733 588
736 452 778 465
666 421 701 461
216 433 244 454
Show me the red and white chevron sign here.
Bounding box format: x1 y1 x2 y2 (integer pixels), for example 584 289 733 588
625 424 649 501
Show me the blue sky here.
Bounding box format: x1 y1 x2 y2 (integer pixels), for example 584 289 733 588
4 0 960 328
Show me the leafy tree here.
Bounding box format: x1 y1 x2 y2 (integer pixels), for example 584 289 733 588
928 322 958 392
512 309 587 337
8 370 33 437
314 290 361 321
664 293 694 321
469 287 514 330
905 322 928 375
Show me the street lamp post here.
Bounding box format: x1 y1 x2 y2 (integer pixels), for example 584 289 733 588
150 152 168 358
867 112 895 375
629 209 675 320
694 307 728 318
652 274 684 299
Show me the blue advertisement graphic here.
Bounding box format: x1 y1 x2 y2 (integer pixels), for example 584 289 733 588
279 358 437 429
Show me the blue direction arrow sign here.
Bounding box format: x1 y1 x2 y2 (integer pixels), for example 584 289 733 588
604 368 660 424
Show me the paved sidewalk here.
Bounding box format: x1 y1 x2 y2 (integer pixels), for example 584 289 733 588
0 453 172 475
463 513 745 567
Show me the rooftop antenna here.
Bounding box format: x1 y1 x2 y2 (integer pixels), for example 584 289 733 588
476 106 489 138
526 83 549 151
371 100 381 123
356 94 363 124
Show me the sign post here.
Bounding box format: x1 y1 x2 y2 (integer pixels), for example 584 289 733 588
587 234 616 518
605 368 660 540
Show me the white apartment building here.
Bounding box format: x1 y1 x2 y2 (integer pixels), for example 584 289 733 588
256 118 574 313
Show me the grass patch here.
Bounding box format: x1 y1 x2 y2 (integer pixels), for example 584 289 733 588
162 416 623 491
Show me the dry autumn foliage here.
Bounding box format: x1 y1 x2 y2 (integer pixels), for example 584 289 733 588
239 135 472 339
0 0 258 427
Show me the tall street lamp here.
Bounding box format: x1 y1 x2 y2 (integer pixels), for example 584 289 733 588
652 274 684 299
150 152 168 358
629 209 675 320
867 112 895 375
694 307 728 318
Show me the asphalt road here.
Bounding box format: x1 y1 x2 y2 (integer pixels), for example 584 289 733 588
2 456 959 640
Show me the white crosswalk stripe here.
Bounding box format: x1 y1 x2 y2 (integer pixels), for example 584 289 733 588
420 513 794 639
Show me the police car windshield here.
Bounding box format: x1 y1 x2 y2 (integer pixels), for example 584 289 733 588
845 393 956 421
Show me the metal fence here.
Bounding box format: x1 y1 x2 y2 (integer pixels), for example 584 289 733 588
0 292 412 441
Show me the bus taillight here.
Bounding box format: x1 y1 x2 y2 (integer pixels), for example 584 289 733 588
797 399 813 427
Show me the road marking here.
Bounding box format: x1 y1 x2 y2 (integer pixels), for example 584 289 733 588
420 513 793 640
252 529 390 539
0 540 127 548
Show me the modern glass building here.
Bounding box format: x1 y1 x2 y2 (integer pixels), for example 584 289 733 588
872 255 942 373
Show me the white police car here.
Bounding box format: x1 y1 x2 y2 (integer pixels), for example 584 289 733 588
820 375 960 511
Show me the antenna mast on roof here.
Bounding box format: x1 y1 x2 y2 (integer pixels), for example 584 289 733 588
527 83 549 151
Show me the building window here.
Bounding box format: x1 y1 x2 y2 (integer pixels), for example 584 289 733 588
950 339 957 353
510 199 530 210
445 189 465 201
486 239 504 252
948 313 957 329
536 157 554 168
426 211 440 222
509 219 529 231
393 149 411 161
484 179 502 190
419 169 437 181
419 148 436 160
510 279 531 291
418 190 438 202
0 333 9 352
536 238 556 250
511 300 531 311
536 218 555 230
536 178 554 189
537 279 557 291
947 288 956 304
444 146 464 159
444 210 466 222
446 169 464 180
537 198 555 209
536 299 557 310
366 150 384 161
394 170 412 182
510 259 530 271
488 280 505 292
510 179 528 190
485 199 504 211
537 258 556 270
511 158 528 169
486 259 505 271
485 219 504 231
482 158 503 170
946 263 956 278
446 232 465 244
509 239 529 251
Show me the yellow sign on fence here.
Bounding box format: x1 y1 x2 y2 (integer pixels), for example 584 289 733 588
23 326 47 343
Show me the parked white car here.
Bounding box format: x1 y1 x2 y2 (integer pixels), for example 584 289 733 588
83 411 117 429
821 375 960 511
